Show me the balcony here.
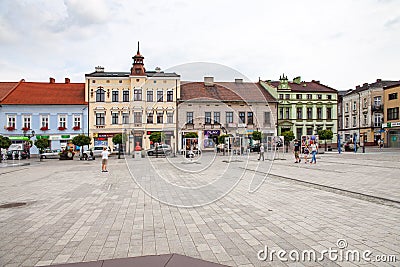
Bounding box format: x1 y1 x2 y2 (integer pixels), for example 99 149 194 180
372 104 383 112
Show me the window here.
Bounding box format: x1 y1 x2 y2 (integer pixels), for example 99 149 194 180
285 94 290 100
327 95 332 100
147 91 153 102
186 112 193 124
226 112 233 123
205 112 211 124
352 116 357 127
112 113 119 125
296 94 302 100
22 115 31 129
41 115 49 128
214 112 220 124
296 107 302 120
307 107 312 120
327 107 332 120
307 127 313 135
317 94 322 100
317 107 322 120
389 93 398 100
167 91 173 102
123 90 130 102
157 112 163 124
58 115 66 128
122 113 129 124
134 112 142 123
374 96 381 106
374 114 382 127
112 91 119 102
296 128 303 139
279 108 283 120
307 94 312 100
96 113 105 125
285 108 290 119
147 112 154 123
264 112 271 125
363 98 367 108
353 101 357 111
73 115 81 128
167 113 173 124
7 115 16 128
364 114 368 125
279 94 283 100
134 89 142 101
247 112 254 124
345 103 349 113
387 107 399 120
157 91 163 102
345 117 349 128
96 88 105 102
239 112 246 124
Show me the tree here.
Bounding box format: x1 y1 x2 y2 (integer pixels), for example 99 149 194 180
35 138 50 161
281 130 295 152
218 134 230 144
184 132 198 138
252 131 262 141
0 135 12 162
72 135 91 158
318 129 333 151
149 132 166 144
112 134 123 159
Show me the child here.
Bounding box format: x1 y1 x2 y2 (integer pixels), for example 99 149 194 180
303 145 310 163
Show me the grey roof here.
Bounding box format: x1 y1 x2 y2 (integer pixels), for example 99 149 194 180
85 71 180 78
345 80 400 96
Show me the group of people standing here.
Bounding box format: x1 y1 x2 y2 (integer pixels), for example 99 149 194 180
293 139 318 164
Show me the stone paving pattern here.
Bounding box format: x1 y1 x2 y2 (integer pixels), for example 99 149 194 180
0 149 399 267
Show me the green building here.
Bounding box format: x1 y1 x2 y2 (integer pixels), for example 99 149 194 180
260 75 338 147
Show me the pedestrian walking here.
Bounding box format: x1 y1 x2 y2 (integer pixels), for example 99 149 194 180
293 139 301 163
303 145 309 163
101 147 110 172
310 141 318 164
379 139 384 150
258 143 265 161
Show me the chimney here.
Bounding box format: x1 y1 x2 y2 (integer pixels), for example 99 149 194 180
49 77 55 83
356 85 360 89
363 83 368 87
376 79 382 82
204 77 214 86
95 66 104 72
311 80 320 84
235 78 243 83
65 78 70 84
155 67 161 73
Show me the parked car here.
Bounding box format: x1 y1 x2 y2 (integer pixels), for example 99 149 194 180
6 150 29 160
147 144 172 156
59 149 75 160
40 149 62 159
250 143 261 152
81 146 109 160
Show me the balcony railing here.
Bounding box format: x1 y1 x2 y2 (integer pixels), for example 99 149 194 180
372 104 383 112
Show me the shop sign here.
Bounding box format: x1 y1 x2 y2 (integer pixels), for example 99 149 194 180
61 135 70 139
98 133 117 138
204 130 220 136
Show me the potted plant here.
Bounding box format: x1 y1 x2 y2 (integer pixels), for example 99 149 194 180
40 126 49 131
22 127 30 132
73 126 80 131
6 126 15 131
58 126 66 131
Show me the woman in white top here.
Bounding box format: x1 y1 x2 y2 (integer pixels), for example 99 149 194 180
101 147 110 172
310 141 318 164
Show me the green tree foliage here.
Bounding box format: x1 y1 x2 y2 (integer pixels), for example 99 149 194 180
0 135 12 161
112 134 123 144
35 138 50 154
218 134 230 144
318 129 334 151
149 132 166 144
252 131 262 141
281 130 295 143
184 132 198 138
72 135 91 147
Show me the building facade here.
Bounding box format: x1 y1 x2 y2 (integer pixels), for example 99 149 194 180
0 78 87 154
383 83 400 147
260 75 338 146
340 79 399 146
85 45 180 153
178 77 277 151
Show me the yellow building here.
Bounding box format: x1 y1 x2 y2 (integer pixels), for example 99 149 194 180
383 83 400 147
85 44 180 153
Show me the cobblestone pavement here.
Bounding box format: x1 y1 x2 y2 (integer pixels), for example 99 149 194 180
0 150 399 267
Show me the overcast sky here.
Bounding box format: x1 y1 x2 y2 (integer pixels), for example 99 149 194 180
0 0 399 90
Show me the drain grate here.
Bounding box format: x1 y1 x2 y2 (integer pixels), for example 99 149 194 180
0 202 27 209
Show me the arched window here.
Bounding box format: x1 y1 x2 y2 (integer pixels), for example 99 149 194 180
96 87 105 102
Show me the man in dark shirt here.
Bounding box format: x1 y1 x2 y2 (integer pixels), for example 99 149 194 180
293 139 301 163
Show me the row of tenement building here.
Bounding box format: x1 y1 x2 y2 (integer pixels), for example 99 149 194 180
1 46 399 154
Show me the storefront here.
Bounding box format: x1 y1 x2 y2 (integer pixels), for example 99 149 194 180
383 122 400 148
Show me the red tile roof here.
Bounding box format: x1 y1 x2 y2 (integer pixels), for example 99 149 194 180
1 81 86 105
267 81 337 93
0 81 20 101
180 81 277 103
